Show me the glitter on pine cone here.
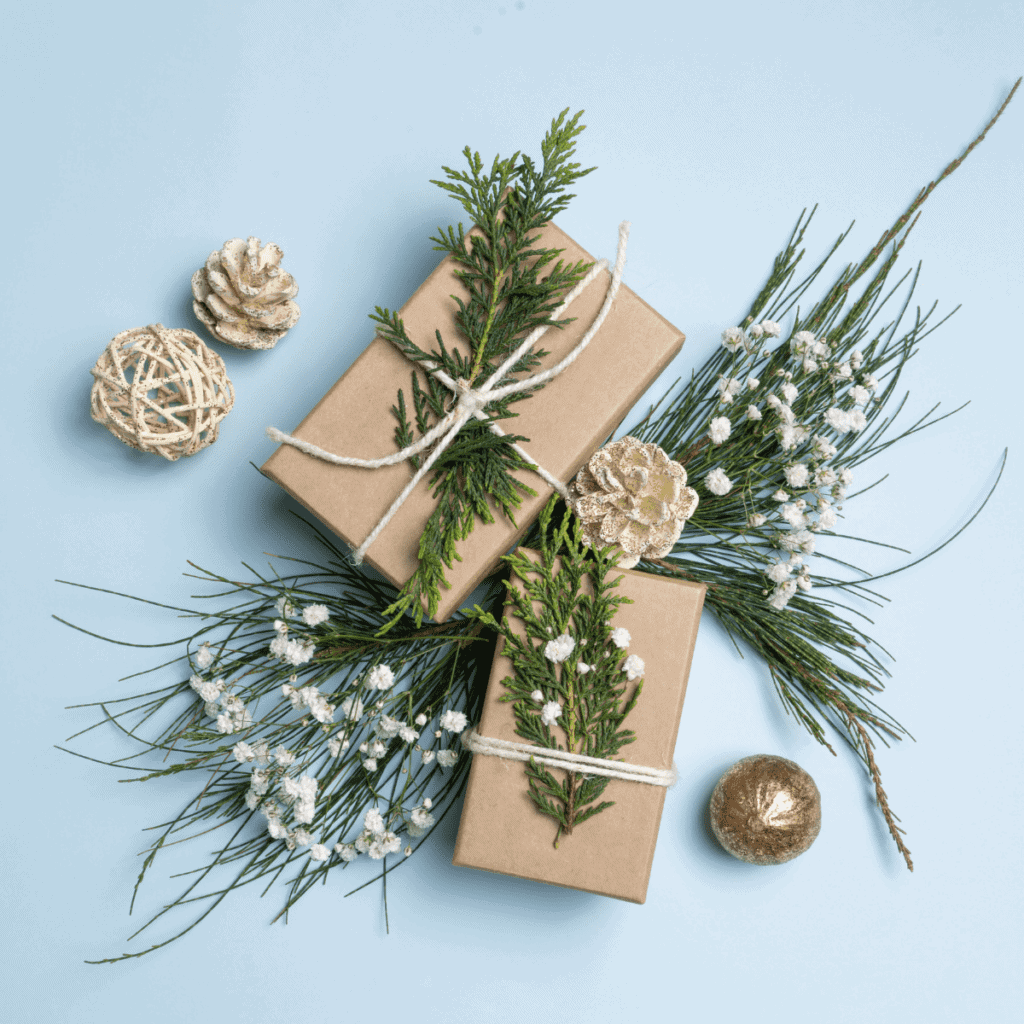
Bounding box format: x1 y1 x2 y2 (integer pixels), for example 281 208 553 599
567 436 698 568
192 236 300 350
709 754 821 865
89 324 235 461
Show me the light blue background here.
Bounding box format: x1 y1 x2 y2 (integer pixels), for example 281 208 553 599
2 1 1021 1020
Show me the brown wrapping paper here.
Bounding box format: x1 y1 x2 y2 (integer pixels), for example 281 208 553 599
261 221 686 622
452 552 706 903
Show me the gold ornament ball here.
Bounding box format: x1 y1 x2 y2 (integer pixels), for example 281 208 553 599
709 754 821 865
89 324 235 461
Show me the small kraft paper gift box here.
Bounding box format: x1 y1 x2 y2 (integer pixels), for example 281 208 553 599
453 551 706 903
261 221 686 622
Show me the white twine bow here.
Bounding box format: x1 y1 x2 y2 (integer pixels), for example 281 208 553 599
267 221 630 565
461 726 676 787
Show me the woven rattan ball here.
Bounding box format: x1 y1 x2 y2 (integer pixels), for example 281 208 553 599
89 324 235 460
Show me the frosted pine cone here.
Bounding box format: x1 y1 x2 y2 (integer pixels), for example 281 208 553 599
192 237 300 350
567 437 698 568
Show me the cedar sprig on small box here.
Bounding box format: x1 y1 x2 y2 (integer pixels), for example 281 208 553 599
471 499 645 846
372 110 598 628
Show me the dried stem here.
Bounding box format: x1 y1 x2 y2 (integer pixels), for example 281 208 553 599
845 712 913 871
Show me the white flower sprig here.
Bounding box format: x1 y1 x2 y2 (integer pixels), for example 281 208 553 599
79 574 493 958
686 317 887 609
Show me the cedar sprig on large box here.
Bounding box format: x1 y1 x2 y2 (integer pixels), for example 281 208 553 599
322 111 597 627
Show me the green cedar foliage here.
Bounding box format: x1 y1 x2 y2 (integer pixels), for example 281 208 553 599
470 499 640 846
372 110 597 630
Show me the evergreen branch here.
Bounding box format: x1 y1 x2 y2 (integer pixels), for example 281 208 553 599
380 421 539 629
375 111 597 626
630 79 1020 870
470 498 636 844
60 549 499 962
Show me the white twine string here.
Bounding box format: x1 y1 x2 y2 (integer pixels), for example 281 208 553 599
267 222 631 564
461 726 676 787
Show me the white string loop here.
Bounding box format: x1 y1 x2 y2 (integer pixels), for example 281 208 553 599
267 222 630 563
461 726 676 787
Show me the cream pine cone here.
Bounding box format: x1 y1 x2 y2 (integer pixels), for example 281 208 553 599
567 437 698 568
192 236 300 350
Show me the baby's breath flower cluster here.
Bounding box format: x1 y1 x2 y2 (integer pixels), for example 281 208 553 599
184 617 472 862
700 321 878 609
189 673 252 734
267 597 317 666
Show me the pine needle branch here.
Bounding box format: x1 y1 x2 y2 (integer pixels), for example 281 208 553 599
630 79 1020 870
60 549 498 963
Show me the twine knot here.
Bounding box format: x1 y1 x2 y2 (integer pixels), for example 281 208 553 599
455 379 489 418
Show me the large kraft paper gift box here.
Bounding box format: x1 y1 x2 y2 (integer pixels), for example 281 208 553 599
453 552 706 902
262 221 685 622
